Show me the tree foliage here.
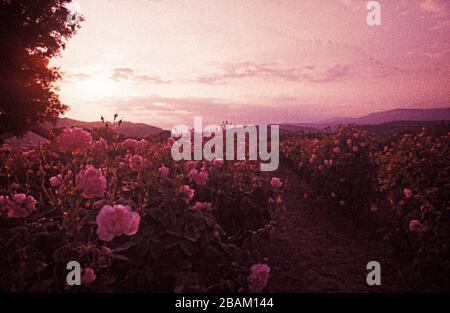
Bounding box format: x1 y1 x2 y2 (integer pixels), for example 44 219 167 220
0 0 82 136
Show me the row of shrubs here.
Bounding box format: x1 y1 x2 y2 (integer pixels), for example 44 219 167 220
0 124 279 292
280 126 450 290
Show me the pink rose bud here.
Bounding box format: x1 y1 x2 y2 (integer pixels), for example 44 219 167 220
158 165 169 177
49 175 63 188
81 268 97 284
101 246 112 256
248 264 271 293
409 220 425 233
270 177 283 188
403 188 413 199
192 201 212 210
179 185 195 203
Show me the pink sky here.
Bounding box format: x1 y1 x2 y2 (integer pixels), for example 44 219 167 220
52 0 450 129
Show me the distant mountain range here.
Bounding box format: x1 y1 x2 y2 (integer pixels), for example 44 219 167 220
280 107 450 133
4 108 449 147
318 108 450 126
56 108 450 136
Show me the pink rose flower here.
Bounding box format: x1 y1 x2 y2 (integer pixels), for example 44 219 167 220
129 154 146 172
333 147 341 154
76 165 107 199
352 146 359 152
92 138 108 153
57 127 93 155
311 138 320 147
248 264 271 293
403 188 413 199
193 201 212 210
347 139 353 146
167 137 176 145
185 160 198 173
179 185 195 202
409 220 425 233
49 175 63 188
135 139 147 152
0 194 37 218
96 204 141 242
81 267 97 284
158 165 169 177
324 159 333 166
189 169 209 186
121 139 138 150
270 177 283 188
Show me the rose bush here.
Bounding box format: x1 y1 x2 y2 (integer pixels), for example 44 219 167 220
0 124 279 292
281 125 450 290
281 126 378 220
375 128 450 285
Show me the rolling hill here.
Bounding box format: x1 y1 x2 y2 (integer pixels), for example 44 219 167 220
317 108 450 127
4 108 450 145
51 118 164 138
279 107 450 133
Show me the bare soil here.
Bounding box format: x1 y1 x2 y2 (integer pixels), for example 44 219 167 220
259 165 408 293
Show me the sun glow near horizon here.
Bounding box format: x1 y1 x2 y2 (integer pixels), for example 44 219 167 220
52 0 450 129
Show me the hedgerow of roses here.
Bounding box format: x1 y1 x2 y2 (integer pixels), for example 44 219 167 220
0 125 279 292
281 126 378 218
281 126 450 289
375 129 450 281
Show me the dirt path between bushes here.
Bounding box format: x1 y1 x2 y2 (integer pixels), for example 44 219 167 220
259 165 406 293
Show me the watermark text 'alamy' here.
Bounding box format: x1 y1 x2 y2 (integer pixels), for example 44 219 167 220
170 117 279 171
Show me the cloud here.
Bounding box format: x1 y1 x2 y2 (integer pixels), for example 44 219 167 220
423 48 450 59
336 0 368 12
111 68 170 84
96 94 331 129
196 62 352 85
429 18 450 30
420 0 449 15
62 72 91 83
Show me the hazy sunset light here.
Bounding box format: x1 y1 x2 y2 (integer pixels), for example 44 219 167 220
49 0 450 128
2 0 450 296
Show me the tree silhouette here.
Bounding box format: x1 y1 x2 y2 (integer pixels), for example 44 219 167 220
0 0 82 137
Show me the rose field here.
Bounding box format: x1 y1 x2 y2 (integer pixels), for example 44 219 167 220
0 122 448 293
